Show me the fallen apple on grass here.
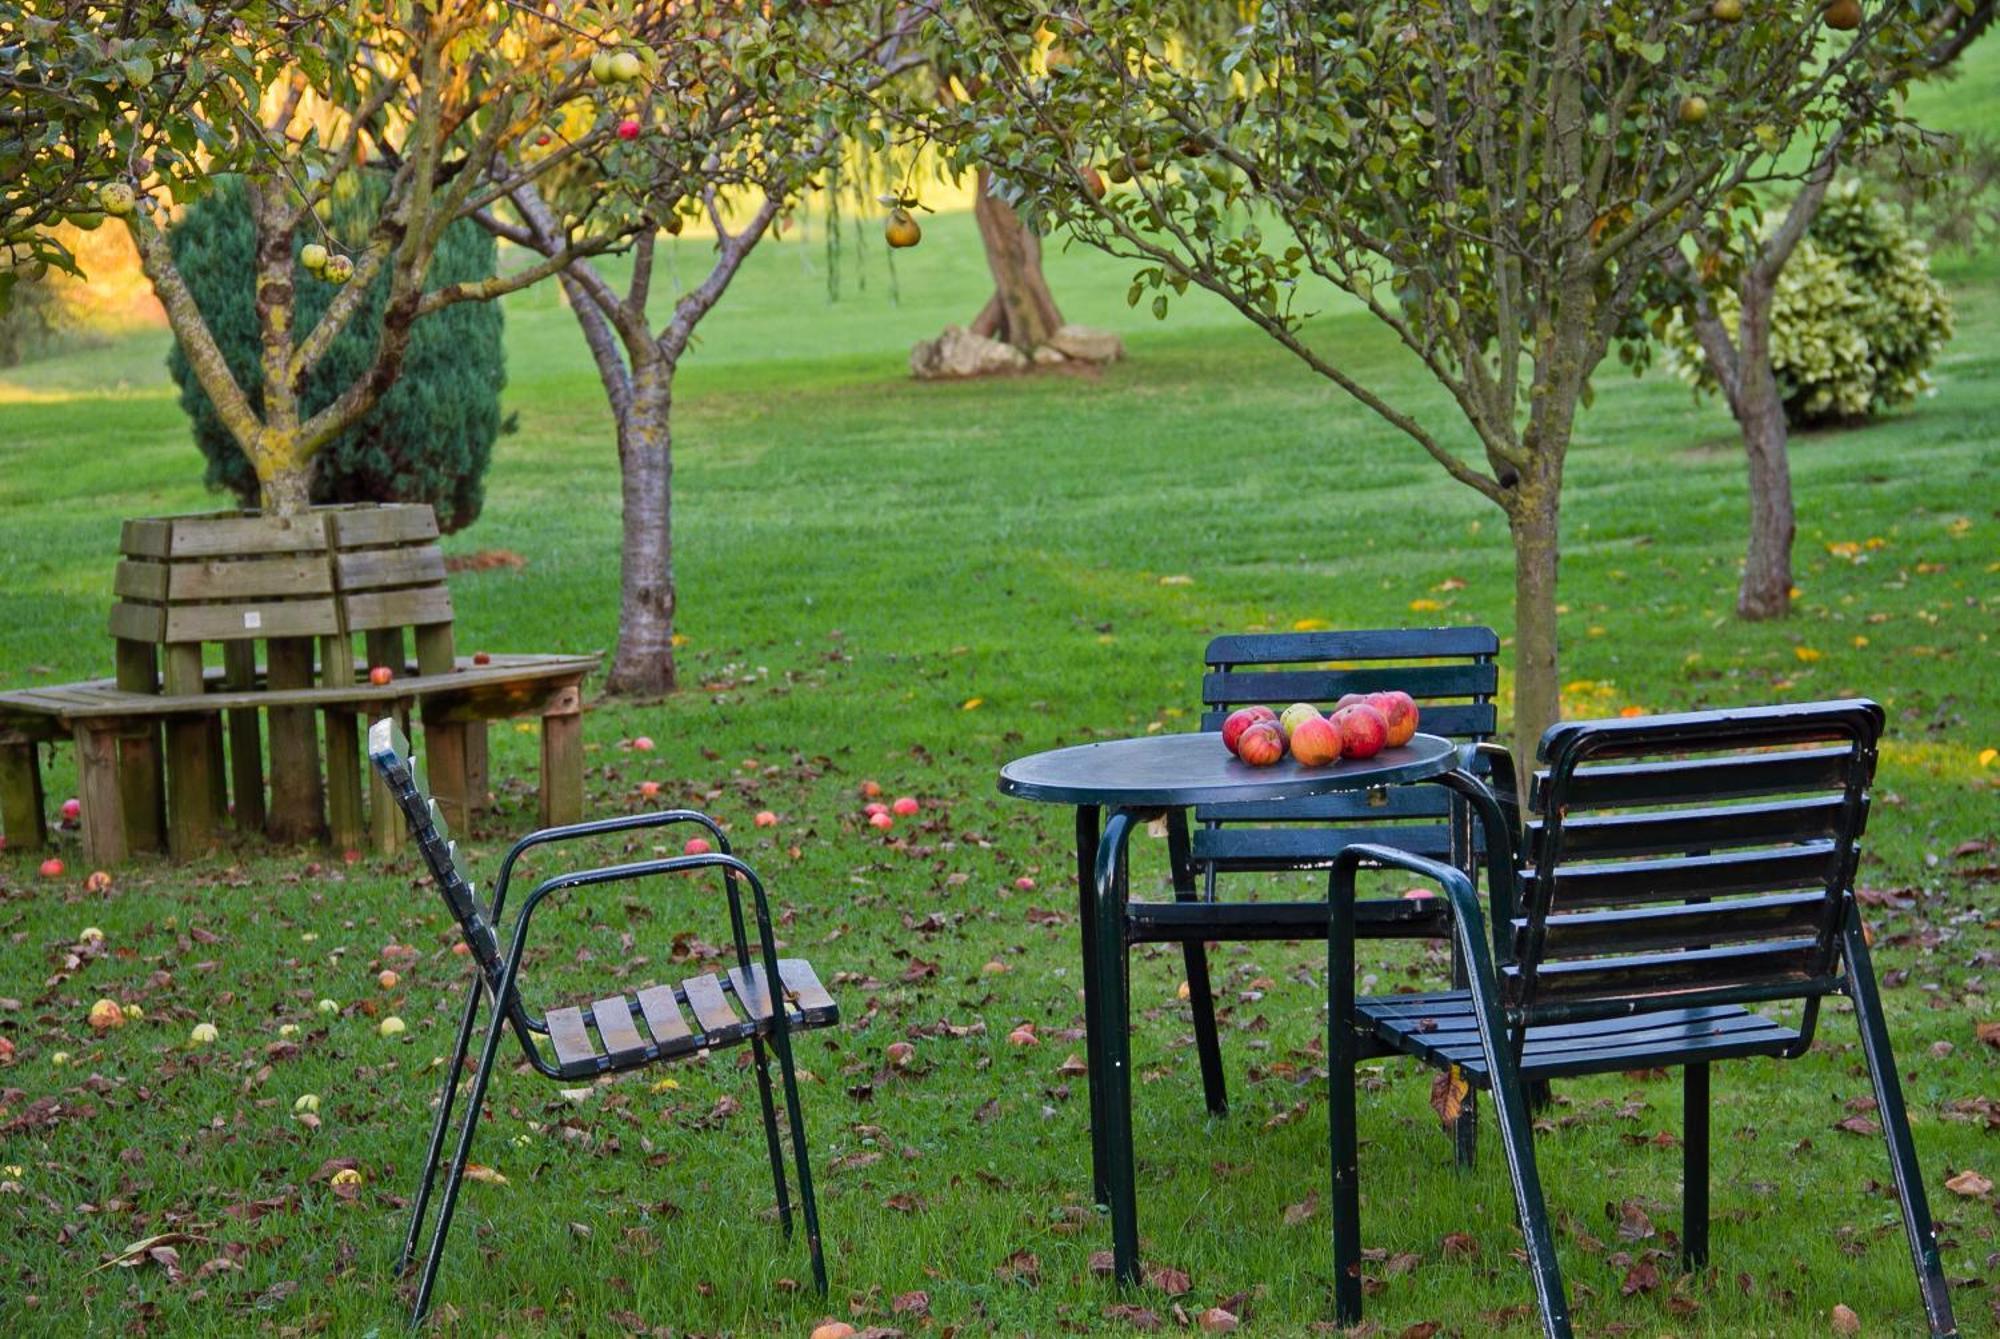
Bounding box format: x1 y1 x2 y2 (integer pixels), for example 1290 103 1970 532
85 870 113 893
892 796 920 816
88 998 124 1032
683 837 711 856
39 857 63 878
61 797 81 821
754 810 778 827
638 780 662 800
868 811 895 831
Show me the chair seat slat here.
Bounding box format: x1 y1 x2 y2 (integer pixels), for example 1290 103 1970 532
636 984 691 1047
727 965 776 1021
546 1007 597 1071
776 959 838 1016
682 973 742 1038
590 996 648 1064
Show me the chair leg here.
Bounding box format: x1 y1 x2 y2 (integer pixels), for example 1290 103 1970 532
1326 881 1364 1326
749 1035 795 1236
769 1024 827 1293
1166 811 1227 1116
1844 907 1959 1336
400 976 486 1276
409 989 512 1326
1683 1062 1710 1272
1450 910 1572 1339
1449 938 1477 1169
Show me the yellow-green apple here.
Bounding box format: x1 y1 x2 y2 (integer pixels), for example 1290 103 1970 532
1279 702 1323 740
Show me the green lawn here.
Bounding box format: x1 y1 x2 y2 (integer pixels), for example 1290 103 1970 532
3 115 1999 1339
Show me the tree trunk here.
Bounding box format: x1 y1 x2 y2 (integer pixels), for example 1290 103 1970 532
604 362 678 697
1508 484 1563 780
259 464 313 517
1732 277 1794 621
969 168 1066 350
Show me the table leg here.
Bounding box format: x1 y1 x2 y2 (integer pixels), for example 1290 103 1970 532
1074 804 1107 1208
1093 808 1141 1286
1166 809 1227 1116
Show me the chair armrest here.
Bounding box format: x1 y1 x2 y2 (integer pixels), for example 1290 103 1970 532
1330 842 1483 931
1462 741 1523 834
493 809 733 918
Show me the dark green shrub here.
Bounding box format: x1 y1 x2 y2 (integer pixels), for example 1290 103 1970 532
165 173 506 531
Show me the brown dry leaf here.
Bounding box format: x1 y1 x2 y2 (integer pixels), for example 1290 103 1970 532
1831 1303 1861 1335
1197 1307 1238 1333
1104 1304 1162 1331
1441 1231 1479 1258
1833 1115 1882 1137
1621 1260 1662 1296
1614 1199 1656 1241
1144 1264 1192 1295
1977 1022 2000 1049
1057 1053 1089 1078
1283 1192 1319 1227
1944 1169 1993 1197
1397 1324 1444 1339
891 1290 930 1317
462 1164 508 1185
996 1248 1040 1285
1429 1066 1469 1128
1088 1249 1116 1277
97 1232 199 1271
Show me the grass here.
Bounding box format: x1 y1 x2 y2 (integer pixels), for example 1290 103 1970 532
4 100 2000 1339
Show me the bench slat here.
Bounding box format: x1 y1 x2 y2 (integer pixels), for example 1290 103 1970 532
1530 795 1845 862
1203 663 1497 706
168 555 333 601
336 546 448 592
1205 627 1499 665
1525 842 1841 909
682 973 740 1037
637 984 691 1047
1531 745 1854 811
1522 891 1830 960
546 1007 597 1070
590 996 648 1064
344 585 454 633
1193 823 1454 867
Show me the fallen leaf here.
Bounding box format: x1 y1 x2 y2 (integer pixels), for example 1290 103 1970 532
1831 1303 1861 1335
1429 1066 1469 1128
1945 1169 1992 1197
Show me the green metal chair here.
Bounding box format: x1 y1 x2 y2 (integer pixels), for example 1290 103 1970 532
368 719 836 1324
1326 699 1956 1337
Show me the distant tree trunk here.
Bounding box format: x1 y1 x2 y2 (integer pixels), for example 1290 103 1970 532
1508 478 1563 782
1731 273 1795 620
968 168 1065 350
606 360 678 698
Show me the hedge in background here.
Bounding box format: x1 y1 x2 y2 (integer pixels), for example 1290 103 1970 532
1669 180 1954 428
165 173 506 532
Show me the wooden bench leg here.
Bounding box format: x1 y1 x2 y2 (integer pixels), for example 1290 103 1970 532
222 641 266 832
162 645 217 860
540 683 584 828
0 741 49 852
72 722 128 867
113 640 166 854
320 634 365 854
370 701 411 855
424 715 470 835
465 724 490 813
265 636 324 844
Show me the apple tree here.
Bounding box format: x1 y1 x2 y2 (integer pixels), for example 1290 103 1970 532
118 1 648 517
1652 0 1992 620
915 0 1918 759
488 2 920 697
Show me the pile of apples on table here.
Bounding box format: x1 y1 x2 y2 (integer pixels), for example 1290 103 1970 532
1221 691 1419 767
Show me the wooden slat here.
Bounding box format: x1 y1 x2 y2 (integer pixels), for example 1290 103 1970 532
1126 896 1452 944
1192 822 1454 868
1522 891 1832 961
107 601 165 643
119 518 172 559
1506 939 1825 1004
1197 785 1448 825
546 1007 598 1070
727 965 777 1021
167 555 333 601
221 641 266 833
1198 701 1495 737
1530 795 1847 862
1363 996 1799 1080
1538 701 1880 767
328 504 440 548
343 585 455 632
1205 627 1500 666
590 996 649 1064
0 742 48 851
335 546 447 591
113 560 170 602
776 959 837 1015
164 598 341 642
167 512 328 558
1202 662 1498 707
161 644 214 859
540 693 583 827
1525 842 1842 909
637 984 692 1047
1532 746 1855 811
682 973 741 1037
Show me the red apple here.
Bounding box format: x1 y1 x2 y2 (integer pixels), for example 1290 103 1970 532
85 870 113 893
754 810 778 827
1278 702 1323 740
472 651 491 665
1220 705 1279 755
369 666 394 686
638 780 662 800
892 796 920 816
633 736 655 752
1333 692 1371 712
683 837 711 855
617 118 641 141
861 780 883 798
39 857 64 878
1014 876 1036 891
1236 721 1286 767
61 797 81 822
863 801 888 817
869 811 894 830
1368 691 1419 747
1331 704 1389 760
1289 714 1344 767
886 1040 915 1068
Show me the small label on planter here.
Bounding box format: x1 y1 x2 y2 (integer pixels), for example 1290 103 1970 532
243 610 262 629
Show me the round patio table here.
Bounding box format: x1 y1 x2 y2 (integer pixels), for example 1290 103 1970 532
998 730 1466 1284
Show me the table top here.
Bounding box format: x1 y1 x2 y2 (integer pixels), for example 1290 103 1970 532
997 730 1457 808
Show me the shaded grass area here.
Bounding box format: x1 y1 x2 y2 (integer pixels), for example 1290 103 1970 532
2 170 1998 1339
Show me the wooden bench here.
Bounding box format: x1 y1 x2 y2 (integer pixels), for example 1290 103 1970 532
0 652 597 865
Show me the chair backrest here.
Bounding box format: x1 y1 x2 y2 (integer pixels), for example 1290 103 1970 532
1510 699 1882 1025
1195 626 1501 869
368 718 513 1011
